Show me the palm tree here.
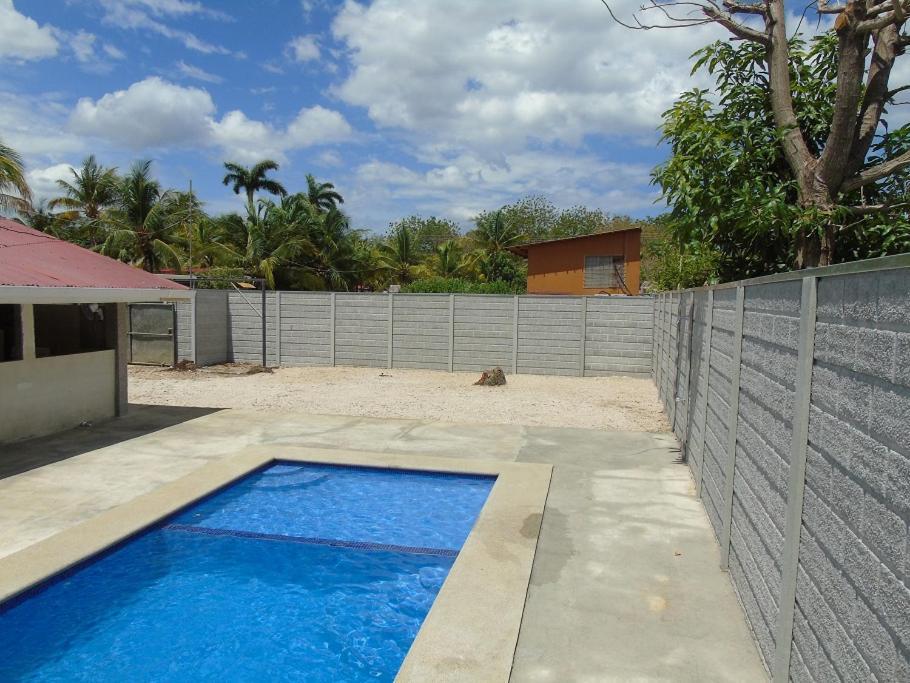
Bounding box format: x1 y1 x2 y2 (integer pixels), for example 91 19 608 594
48 155 118 221
245 196 314 288
222 160 287 213
100 160 183 272
306 174 343 212
378 224 421 284
430 240 467 277
0 139 32 215
470 210 526 254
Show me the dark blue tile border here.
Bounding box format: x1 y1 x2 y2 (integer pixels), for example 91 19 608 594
163 524 460 558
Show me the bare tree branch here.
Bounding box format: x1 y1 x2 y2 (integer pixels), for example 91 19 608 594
843 200 910 214
722 0 767 15
842 148 910 191
846 24 902 177
702 4 772 42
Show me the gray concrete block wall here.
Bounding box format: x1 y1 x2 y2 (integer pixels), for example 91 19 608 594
586 296 653 375
181 291 653 376
791 269 910 682
653 259 910 682
193 290 229 366
279 292 333 366
517 297 582 376
176 301 192 362
728 280 801 669
392 294 449 371
335 294 388 368
227 291 278 366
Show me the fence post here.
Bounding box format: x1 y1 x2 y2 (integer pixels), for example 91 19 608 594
720 285 746 570
261 282 267 368
579 296 587 377
387 293 394 370
696 290 714 498
512 296 519 375
330 292 336 367
448 294 455 373
772 276 818 682
275 290 281 367
190 295 197 364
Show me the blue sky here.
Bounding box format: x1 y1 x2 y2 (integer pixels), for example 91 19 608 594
2 0 741 231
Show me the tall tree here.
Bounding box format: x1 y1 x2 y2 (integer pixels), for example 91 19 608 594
49 155 118 221
378 223 421 283
305 174 344 212
0 139 31 215
608 0 910 267
222 160 287 212
101 160 182 272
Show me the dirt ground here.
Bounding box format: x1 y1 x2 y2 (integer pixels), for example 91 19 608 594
129 365 670 432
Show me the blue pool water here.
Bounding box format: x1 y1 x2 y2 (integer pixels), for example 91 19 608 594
0 462 495 682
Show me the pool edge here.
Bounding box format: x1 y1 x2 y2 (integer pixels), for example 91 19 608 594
0 446 552 683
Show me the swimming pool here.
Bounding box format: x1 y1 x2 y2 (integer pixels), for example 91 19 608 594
0 462 495 682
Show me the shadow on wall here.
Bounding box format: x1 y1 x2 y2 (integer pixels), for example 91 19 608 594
0 405 223 480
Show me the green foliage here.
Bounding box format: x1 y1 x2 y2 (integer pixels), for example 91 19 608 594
642 236 721 291
387 215 461 256
193 266 246 288
0 137 31 215
654 34 910 281
402 277 524 294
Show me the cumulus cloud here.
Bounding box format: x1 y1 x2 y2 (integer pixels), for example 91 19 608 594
344 149 658 228
286 106 352 147
67 77 353 162
0 91 85 160
328 0 701 226
70 77 216 149
331 0 726 155
0 0 59 61
27 163 76 201
287 35 320 63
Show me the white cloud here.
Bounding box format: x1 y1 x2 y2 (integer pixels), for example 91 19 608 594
286 106 352 147
67 77 353 163
0 91 85 160
332 0 721 154
345 149 658 229
176 60 223 83
27 163 76 202
71 30 97 62
99 0 231 54
0 0 59 61
70 77 217 149
103 44 126 60
287 35 320 63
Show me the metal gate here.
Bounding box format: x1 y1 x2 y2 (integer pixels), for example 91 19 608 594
128 303 176 365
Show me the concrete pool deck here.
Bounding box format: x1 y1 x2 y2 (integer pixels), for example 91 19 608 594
0 405 766 681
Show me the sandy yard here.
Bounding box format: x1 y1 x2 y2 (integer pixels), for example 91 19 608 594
128 365 670 432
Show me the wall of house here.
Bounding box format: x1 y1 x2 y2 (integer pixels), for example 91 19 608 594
653 257 910 681
178 291 653 376
0 303 125 443
525 230 641 295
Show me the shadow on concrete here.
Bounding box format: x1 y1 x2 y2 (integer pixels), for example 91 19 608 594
0 404 223 480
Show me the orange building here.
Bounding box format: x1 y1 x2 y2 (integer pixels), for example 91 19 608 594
508 228 641 295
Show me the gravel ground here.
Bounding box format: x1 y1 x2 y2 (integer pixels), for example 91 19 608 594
129 365 669 433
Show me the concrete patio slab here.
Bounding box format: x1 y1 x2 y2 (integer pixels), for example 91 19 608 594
0 406 766 681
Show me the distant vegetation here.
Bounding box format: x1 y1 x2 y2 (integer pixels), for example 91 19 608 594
1 142 652 292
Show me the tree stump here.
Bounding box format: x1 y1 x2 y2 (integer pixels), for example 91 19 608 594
474 367 506 386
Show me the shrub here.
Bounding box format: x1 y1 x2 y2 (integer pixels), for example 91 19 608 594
402 277 525 294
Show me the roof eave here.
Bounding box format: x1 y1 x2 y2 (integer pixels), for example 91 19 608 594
0 286 194 305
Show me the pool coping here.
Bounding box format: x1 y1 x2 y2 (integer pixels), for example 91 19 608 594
0 446 552 683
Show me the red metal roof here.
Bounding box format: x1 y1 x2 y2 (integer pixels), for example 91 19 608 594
0 219 187 290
